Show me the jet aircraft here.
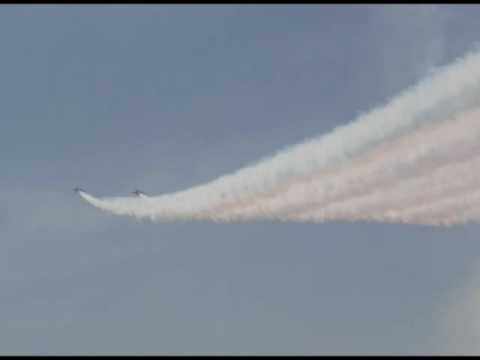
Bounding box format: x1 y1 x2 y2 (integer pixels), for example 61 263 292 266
132 189 147 197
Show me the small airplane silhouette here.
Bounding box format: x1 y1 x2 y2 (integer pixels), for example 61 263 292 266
73 187 84 193
131 189 147 197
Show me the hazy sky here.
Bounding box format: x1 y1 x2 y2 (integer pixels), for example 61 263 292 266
2 5 480 354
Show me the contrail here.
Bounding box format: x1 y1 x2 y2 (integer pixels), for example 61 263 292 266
78 48 480 226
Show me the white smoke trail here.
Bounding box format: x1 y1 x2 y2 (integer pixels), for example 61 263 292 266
78 48 480 226
212 106 480 221
296 154 480 223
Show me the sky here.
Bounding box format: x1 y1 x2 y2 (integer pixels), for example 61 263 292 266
2 4 480 354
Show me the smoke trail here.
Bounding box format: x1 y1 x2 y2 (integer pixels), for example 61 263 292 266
296 154 480 222
78 48 480 226
212 106 480 221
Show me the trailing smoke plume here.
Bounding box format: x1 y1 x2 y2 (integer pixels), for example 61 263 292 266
78 48 480 226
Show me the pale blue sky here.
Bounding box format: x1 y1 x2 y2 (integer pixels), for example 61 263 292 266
2 5 480 354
